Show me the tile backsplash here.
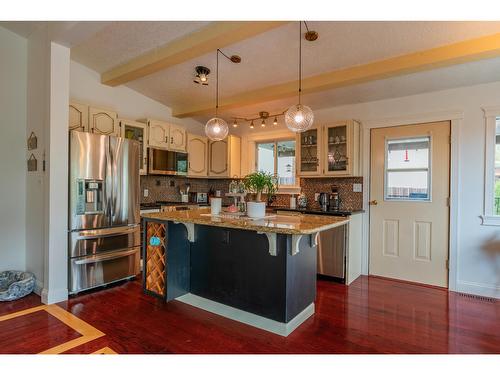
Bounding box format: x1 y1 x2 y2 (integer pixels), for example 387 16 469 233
141 175 363 211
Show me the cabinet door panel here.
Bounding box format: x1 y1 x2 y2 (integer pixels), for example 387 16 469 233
297 128 321 176
209 140 228 176
187 134 208 177
169 124 187 151
148 120 169 149
69 102 88 132
89 107 119 136
120 119 148 175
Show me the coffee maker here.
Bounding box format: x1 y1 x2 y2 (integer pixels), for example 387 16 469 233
318 192 330 212
329 186 341 211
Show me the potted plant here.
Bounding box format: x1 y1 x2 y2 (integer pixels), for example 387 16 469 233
243 171 277 218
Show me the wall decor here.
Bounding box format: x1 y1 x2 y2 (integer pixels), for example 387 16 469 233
27 132 37 150
27 153 37 172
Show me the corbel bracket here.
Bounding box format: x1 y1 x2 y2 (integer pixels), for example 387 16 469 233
173 221 195 242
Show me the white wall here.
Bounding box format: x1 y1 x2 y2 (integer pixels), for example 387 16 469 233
0 27 27 272
69 60 205 134
308 81 500 298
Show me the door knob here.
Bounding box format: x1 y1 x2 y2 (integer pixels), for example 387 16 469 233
369 200 378 206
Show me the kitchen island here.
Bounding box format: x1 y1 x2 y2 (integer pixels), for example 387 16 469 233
141 208 349 336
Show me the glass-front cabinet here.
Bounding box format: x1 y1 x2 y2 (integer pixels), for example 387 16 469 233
120 119 148 175
296 120 360 177
297 127 322 176
323 120 360 176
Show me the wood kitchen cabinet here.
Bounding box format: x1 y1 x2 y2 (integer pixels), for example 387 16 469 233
89 106 119 136
296 127 322 176
120 118 148 175
296 120 360 177
187 133 208 177
323 120 360 176
147 119 170 149
69 101 89 132
169 124 187 152
208 135 241 178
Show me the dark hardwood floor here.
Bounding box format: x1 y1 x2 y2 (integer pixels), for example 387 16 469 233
1 276 498 354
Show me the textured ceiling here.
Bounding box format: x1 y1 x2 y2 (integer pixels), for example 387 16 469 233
123 21 500 113
71 21 211 72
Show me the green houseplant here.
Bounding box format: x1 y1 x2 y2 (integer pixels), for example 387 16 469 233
243 171 278 218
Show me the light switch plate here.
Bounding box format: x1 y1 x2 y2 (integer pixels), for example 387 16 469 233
143 189 149 197
353 183 362 193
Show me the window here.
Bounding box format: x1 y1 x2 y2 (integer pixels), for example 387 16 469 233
385 137 431 201
256 140 296 186
481 107 500 225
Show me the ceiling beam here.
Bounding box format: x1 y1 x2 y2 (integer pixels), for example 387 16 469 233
101 21 288 87
173 32 500 118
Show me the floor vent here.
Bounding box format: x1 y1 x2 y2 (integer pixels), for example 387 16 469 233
457 292 496 303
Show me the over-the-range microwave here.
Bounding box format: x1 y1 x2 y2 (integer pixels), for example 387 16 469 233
148 147 188 176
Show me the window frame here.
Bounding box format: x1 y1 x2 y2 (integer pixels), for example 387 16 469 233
383 135 433 202
481 107 500 225
255 138 300 193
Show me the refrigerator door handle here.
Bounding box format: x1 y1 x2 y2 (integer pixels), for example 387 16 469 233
75 225 139 240
74 248 139 265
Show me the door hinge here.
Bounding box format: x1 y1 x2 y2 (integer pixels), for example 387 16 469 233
449 135 452 144
445 259 449 269
446 197 450 207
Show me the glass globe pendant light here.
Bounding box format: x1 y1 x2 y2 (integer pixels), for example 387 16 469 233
205 49 229 141
285 21 314 133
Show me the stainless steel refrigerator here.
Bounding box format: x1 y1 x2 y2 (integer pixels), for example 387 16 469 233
68 131 141 294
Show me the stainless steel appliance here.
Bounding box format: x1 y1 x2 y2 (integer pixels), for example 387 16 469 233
329 190 341 212
317 223 348 279
69 131 141 294
148 147 188 175
318 192 330 212
189 192 208 204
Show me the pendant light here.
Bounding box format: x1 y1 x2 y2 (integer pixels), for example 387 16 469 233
205 49 229 141
285 21 314 133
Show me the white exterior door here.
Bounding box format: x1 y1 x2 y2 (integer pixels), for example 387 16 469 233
369 121 450 287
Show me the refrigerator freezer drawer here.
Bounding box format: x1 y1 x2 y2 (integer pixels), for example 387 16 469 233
69 247 140 294
69 225 140 258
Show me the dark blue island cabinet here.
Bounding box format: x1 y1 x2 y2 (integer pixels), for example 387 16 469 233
142 214 346 336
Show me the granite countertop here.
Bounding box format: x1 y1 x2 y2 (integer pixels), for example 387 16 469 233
141 207 349 235
272 207 364 216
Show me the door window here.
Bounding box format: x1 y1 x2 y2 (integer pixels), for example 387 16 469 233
385 136 431 201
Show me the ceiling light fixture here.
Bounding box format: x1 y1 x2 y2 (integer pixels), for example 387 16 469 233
193 66 210 85
232 119 238 128
249 120 255 129
273 117 278 126
261 119 266 127
285 21 314 133
205 50 229 141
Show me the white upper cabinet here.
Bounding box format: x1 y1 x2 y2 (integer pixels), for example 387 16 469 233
120 119 148 175
187 133 208 177
323 120 360 176
89 107 119 136
69 101 89 132
208 135 241 178
169 124 187 152
147 119 170 149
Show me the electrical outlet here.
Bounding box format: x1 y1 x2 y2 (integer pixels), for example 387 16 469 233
353 183 362 193
314 193 320 201
143 189 149 198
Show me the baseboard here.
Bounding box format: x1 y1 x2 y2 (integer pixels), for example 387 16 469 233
456 280 499 299
41 287 69 305
176 293 314 337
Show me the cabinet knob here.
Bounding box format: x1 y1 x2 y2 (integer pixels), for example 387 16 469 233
369 200 378 206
